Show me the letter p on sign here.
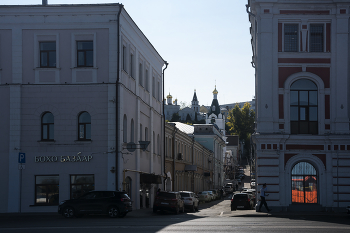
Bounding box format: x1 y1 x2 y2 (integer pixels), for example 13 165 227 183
18 153 26 163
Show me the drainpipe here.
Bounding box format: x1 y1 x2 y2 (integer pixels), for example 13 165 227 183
162 61 168 189
192 137 195 192
116 4 124 191
172 125 177 191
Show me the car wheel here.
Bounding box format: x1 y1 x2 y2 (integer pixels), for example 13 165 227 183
63 206 75 218
108 206 119 218
196 203 199 211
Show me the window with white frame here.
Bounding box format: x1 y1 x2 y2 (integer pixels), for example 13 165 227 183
122 45 127 72
123 115 127 143
70 175 94 199
145 69 149 91
145 127 148 141
77 41 93 67
157 81 160 101
139 63 143 86
284 24 299 52
41 112 54 141
130 119 134 143
310 24 324 52
78 112 91 140
40 42 56 68
290 79 318 135
152 76 156 97
130 53 134 78
140 124 142 141
35 175 59 205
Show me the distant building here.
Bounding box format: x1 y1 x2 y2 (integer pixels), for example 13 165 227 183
164 90 205 122
165 122 213 192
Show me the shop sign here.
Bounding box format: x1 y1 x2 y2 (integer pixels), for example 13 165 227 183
35 155 93 163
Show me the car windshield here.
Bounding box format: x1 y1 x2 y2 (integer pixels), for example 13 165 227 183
180 193 190 197
158 192 176 198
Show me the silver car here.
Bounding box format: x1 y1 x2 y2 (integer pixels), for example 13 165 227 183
197 191 211 203
179 191 199 212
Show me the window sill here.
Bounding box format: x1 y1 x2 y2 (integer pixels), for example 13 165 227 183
74 140 92 144
71 67 98 69
38 140 56 144
34 67 61 70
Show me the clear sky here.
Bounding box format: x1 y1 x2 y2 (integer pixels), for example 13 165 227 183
2 0 255 107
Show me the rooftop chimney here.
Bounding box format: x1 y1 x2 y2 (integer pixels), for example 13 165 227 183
42 0 48 5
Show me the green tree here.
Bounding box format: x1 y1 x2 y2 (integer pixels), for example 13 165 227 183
186 114 192 123
226 102 255 156
170 112 181 122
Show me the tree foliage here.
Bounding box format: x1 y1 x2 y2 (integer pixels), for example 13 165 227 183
226 102 255 156
170 112 181 122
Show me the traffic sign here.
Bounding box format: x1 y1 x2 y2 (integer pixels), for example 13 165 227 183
18 153 26 163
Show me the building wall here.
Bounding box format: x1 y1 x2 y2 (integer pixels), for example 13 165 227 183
165 123 213 193
249 0 350 211
0 3 165 213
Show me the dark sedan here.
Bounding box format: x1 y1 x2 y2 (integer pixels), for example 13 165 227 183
231 193 254 210
58 191 132 218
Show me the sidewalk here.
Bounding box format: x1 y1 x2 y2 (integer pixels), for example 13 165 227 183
0 207 348 218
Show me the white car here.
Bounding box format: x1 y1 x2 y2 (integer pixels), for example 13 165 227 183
197 191 211 203
179 191 199 212
207 191 215 201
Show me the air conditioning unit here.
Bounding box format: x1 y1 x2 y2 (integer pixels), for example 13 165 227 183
177 153 183 160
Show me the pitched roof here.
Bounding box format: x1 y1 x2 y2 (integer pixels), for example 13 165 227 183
174 122 194 135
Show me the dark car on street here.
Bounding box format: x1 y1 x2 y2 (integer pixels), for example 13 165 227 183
58 191 132 218
231 193 254 210
153 191 184 214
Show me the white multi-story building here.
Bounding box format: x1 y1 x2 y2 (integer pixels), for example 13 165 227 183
248 0 350 212
0 3 166 213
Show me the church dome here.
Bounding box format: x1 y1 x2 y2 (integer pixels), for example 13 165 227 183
213 85 218 95
167 93 172 99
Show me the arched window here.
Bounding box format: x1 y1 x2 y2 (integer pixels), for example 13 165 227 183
290 79 318 134
291 162 317 203
78 112 91 140
123 115 127 143
41 112 54 141
130 119 134 143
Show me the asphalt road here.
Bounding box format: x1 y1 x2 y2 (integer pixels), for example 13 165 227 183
1 197 349 233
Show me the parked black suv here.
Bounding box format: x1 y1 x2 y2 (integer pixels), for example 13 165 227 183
58 191 132 218
231 193 254 210
153 191 184 214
